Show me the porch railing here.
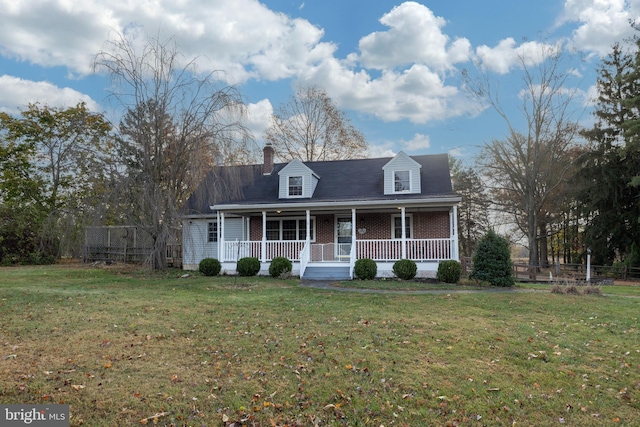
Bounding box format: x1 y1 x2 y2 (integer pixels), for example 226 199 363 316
356 238 454 261
299 241 310 277
222 240 305 262
222 238 455 263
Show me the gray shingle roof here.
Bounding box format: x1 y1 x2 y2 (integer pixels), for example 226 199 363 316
184 153 455 215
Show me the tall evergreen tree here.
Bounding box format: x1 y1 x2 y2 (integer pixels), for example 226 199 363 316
576 42 640 265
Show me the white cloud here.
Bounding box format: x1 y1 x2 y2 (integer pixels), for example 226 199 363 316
561 0 640 56
583 83 599 107
0 0 336 84
476 38 560 74
358 1 471 71
447 147 466 158
302 58 477 124
367 143 397 158
0 1 117 75
401 133 431 151
244 99 274 142
0 75 100 114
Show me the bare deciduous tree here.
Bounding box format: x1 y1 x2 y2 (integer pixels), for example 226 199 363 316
449 158 491 258
265 86 367 161
465 45 583 269
93 31 253 269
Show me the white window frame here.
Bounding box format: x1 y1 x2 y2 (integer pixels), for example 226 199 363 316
393 170 411 193
391 214 413 239
265 216 316 241
207 221 218 243
288 175 304 197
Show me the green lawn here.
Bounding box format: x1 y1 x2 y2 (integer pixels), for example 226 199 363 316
0 265 638 426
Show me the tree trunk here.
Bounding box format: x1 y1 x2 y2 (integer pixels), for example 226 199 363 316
539 222 549 268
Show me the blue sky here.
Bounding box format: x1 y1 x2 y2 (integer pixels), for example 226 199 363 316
1 0 638 162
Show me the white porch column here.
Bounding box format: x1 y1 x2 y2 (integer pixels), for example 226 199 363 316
400 206 407 259
261 211 267 263
219 212 225 261
451 205 459 261
306 210 311 243
351 208 356 257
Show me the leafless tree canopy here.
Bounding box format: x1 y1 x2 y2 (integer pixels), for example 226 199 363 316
466 45 583 267
265 86 368 161
93 31 254 269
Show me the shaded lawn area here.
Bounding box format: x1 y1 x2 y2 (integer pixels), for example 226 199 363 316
0 264 638 426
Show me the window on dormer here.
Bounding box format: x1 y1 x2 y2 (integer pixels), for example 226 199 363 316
288 176 303 196
394 171 410 192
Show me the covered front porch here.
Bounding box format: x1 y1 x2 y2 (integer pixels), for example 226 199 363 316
215 205 459 279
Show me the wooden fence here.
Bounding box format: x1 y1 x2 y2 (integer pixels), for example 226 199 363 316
460 257 640 283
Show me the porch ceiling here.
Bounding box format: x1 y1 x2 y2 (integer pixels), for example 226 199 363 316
210 197 461 215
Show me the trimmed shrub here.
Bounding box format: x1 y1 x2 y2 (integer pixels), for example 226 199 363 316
354 258 377 280
470 230 514 287
436 260 462 284
237 257 261 277
269 256 292 278
199 258 221 276
393 259 417 280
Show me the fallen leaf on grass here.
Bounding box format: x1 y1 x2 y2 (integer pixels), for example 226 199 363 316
140 411 171 425
71 385 85 391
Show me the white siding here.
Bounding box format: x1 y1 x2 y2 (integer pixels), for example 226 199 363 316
182 217 245 270
382 152 422 195
278 159 317 199
182 220 217 269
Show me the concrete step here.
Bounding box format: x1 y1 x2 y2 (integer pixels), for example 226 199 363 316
302 266 351 280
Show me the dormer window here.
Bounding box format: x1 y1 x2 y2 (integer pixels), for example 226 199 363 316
278 158 320 199
394 171 410 192
288 176 303 196
383 152 422 195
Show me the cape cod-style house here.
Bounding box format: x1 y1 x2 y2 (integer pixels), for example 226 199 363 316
181 144 461 279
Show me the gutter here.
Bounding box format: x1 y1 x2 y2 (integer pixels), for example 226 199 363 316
210 196 462 213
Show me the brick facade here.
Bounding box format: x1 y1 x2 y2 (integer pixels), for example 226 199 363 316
247 210 451 241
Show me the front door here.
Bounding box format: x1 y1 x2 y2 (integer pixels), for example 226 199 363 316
336 217 352 259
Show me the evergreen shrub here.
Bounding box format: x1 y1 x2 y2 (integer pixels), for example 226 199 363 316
436 260 462 283
237 257 261 276
269 256 292 278
470 230 514 287
393 259 417 280
354 258 377 280
199 258 221 276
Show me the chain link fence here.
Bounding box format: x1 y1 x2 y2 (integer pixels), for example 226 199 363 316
83 226 182 267
83 226 154 264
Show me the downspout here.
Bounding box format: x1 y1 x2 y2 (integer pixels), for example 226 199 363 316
452 205 459 261
351 208 356 278
401 207 407 259
220 212 225 261
261 211 267 263
216 211 221 260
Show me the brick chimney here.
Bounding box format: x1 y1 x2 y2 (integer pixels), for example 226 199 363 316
263 143 274 175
